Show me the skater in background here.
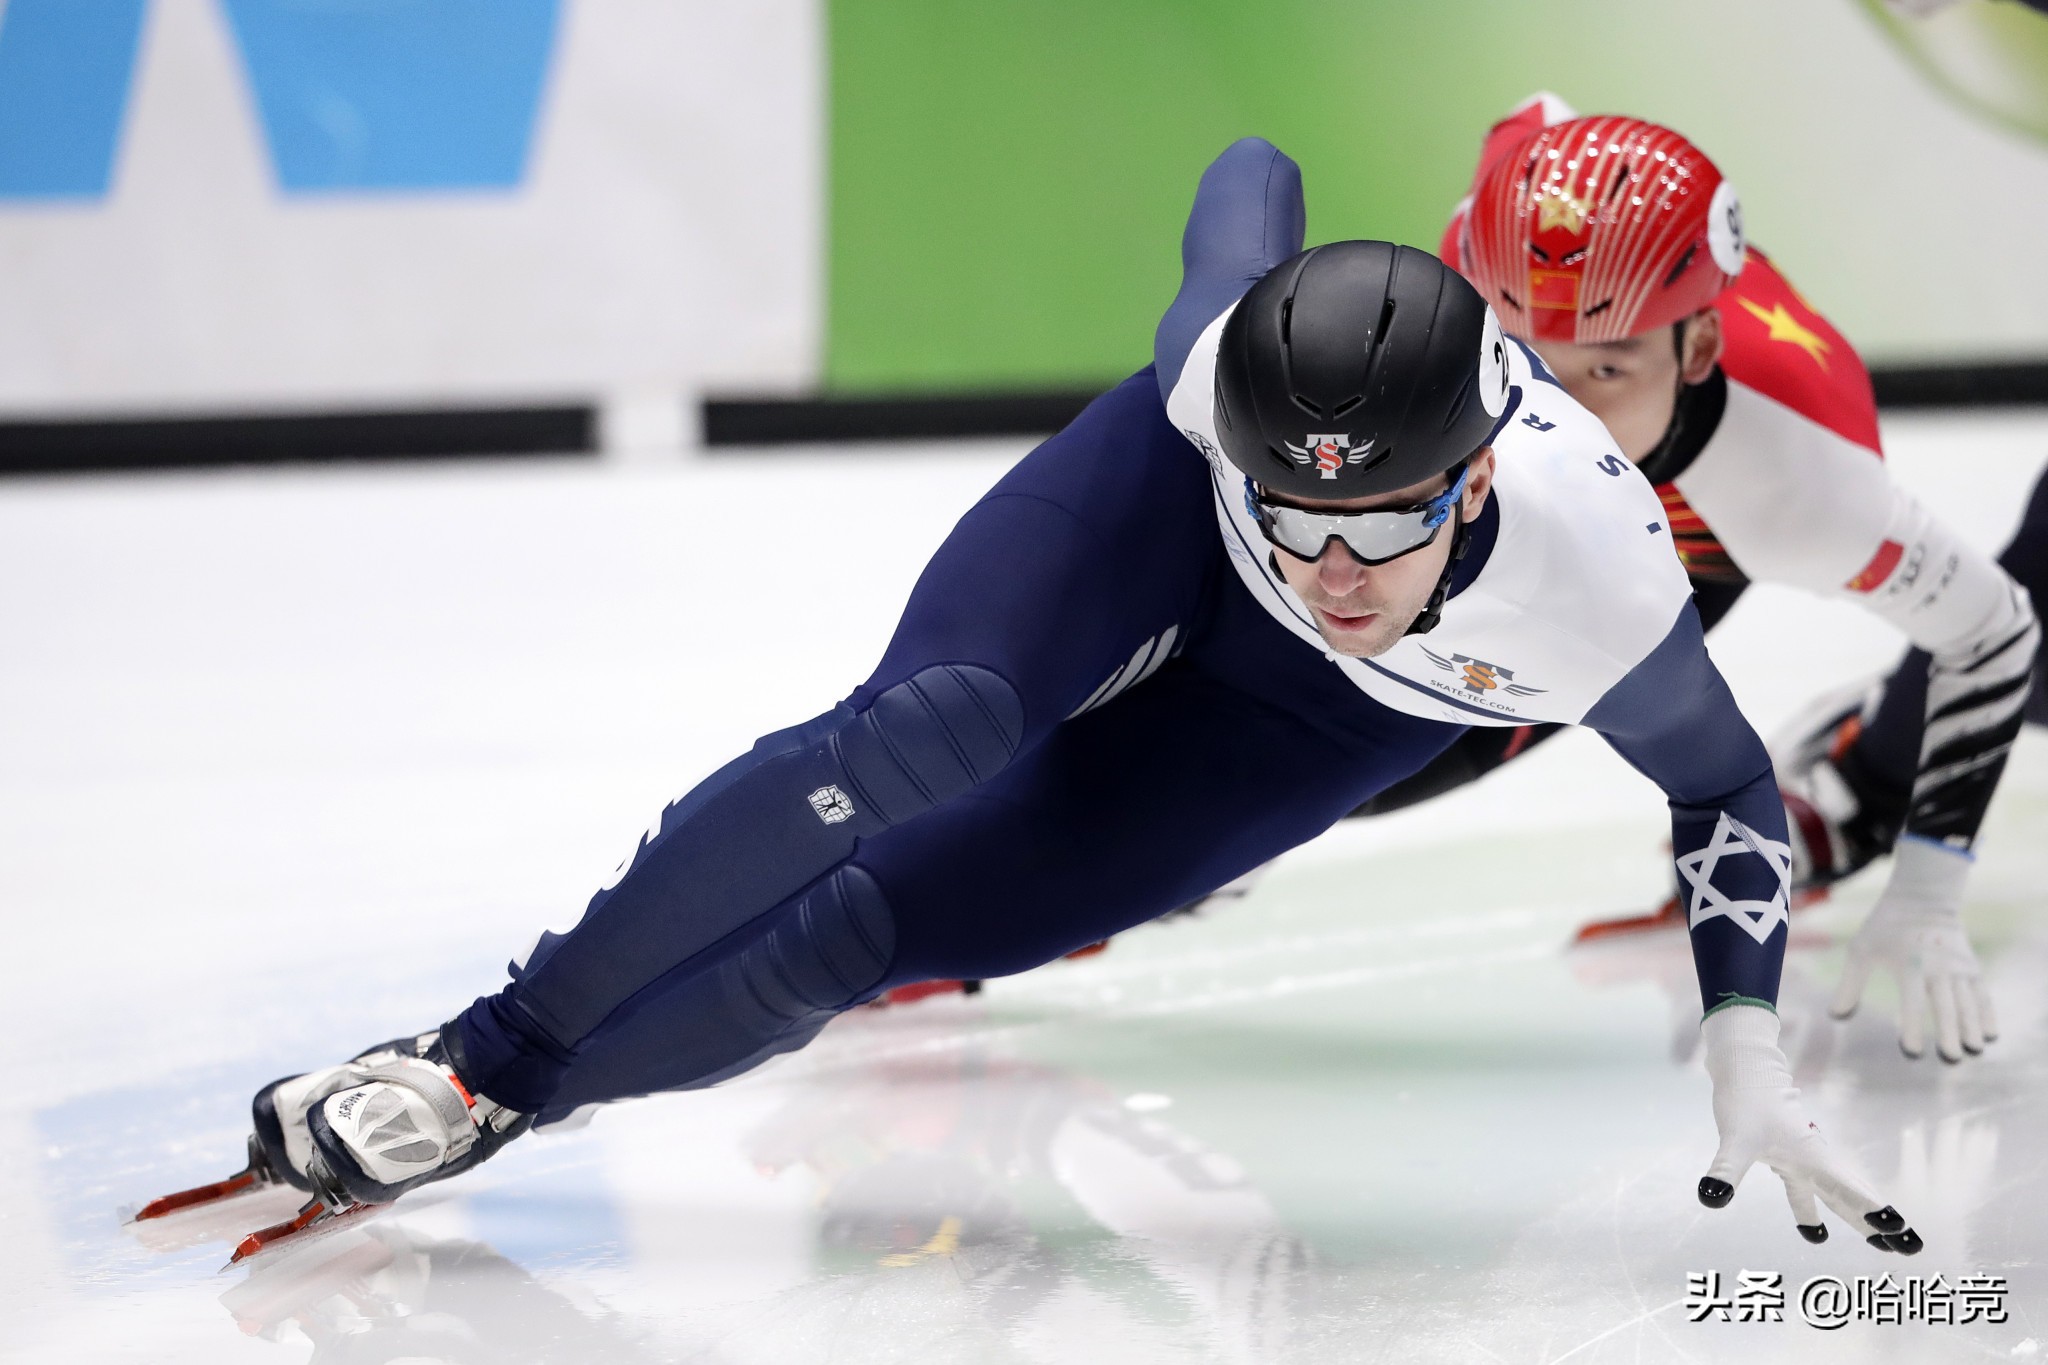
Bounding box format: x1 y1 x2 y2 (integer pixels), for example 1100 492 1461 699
1792 466 2048 1002
1393 96 2037 1068
154 139 1921 1263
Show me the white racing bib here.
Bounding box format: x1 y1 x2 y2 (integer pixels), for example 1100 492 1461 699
1166 307 1694 728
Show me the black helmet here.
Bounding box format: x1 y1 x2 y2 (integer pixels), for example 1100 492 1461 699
1213 240 1510 500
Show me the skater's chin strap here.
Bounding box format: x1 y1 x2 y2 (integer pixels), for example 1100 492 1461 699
1636 363 1728 487
1405 511 1470 638
1410 480 1500 636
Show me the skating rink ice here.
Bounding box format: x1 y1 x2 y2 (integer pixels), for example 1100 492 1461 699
2 411 2044 1364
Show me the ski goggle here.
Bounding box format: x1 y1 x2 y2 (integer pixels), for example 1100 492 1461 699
1246 464 1469 566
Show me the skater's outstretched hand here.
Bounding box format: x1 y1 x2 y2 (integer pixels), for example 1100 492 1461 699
1829 837 1996 1063
1697 1004 1922 1253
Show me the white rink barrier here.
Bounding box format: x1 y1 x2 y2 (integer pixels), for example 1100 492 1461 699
0 0 822 441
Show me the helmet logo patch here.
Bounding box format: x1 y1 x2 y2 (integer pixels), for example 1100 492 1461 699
1464 115 1742 343
1708 180 1746 277
1284 432 1374 479
1528 268 1581 312
1477 308 1510 418
1534 187 1592 235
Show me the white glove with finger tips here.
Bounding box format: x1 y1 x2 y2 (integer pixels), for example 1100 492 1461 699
1698 1004 1922 1254
1829 836 1997 1063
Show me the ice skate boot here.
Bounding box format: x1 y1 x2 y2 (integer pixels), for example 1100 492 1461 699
129 1032 444 1223
134 1028 524 1263
302 1029 531 1208
247 1032 447 1193
1767 676 1901 894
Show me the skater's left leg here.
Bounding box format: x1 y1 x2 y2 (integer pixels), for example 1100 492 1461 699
538 664 1462 1113
279 664 1457 1204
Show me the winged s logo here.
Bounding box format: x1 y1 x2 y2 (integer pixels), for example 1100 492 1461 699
1282 432 1375 480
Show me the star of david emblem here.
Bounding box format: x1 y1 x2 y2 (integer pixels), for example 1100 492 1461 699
1675 812 1792 945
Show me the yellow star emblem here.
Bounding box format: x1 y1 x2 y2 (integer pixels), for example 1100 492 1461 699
1534 187 1591 234
1736 297 1831 371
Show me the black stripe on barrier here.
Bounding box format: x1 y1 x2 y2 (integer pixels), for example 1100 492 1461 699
1869 361 2048 410
0 404 596 476
701 389 1104 447
706 363 2048 446
0 360 2043 475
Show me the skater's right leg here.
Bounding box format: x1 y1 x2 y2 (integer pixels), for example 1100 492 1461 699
264 373 1223 1204
451 663 1028 1112
282 670 1029 1207
534 661 1461 1115
438 376 1218 1123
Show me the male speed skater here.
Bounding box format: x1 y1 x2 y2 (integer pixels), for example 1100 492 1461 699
1110 98 2048 1067
1400 98 2038 1068
902 105 2041 1070
143 140 1922 1263
1798 466 2048 1036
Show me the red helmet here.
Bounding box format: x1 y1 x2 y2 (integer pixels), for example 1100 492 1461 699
1460 115 1745 343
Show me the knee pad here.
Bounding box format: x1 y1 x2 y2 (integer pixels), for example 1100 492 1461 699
723 864 898 1030
832 665 1024 826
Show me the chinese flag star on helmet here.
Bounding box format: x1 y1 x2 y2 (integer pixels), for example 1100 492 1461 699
1462 115 1746 343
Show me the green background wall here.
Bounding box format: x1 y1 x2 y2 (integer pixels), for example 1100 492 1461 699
824 0 2048 393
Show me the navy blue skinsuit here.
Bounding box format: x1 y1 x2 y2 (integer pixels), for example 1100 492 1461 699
461 369 1475 1115
450 141 1790 1121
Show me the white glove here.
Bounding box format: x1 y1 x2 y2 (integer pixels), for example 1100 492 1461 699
1698 1004 1922 1253
1829 836 1997 1062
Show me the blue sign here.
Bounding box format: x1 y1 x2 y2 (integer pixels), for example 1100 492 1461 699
0 0 148 199
221 0 561 193
0 0 562 201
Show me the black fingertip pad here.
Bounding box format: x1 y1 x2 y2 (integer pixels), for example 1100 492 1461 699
1889 1228 1924 1256
1866 1233 1897 1253
1864 1206 1905 1234
1698 1177 1734 1209
1797 1223 1829 1244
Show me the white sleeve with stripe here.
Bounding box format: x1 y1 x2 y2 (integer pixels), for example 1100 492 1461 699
1676 381 2038 846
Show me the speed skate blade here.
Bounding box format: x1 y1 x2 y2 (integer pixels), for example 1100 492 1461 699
128 1135 282 1223
129 1170 264 1223
872 978 983 1008
226 1197 383 1270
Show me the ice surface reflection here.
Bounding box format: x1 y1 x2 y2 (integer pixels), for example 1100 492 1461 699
117 899 2043 1365
174 1039 1321 1364
7 435 2042 1363
741 1051 1316 1362
221 1224 660 1364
